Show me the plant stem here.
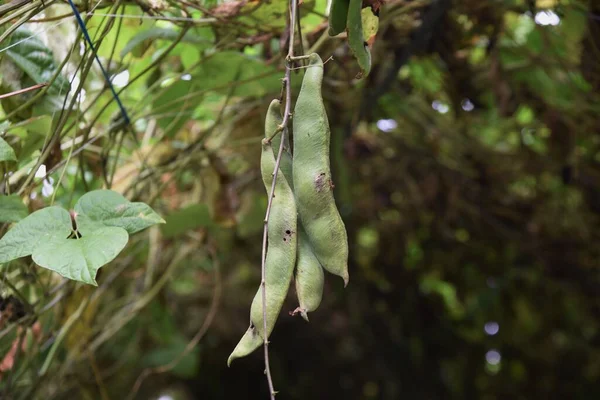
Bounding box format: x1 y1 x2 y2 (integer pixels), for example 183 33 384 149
261 0 300 398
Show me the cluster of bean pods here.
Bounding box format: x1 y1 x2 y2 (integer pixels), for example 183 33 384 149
329 0 372 77
228 53 349 366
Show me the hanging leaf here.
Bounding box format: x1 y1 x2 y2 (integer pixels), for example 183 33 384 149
120 28 211 59
0 137 16 162
32 226 128 285
0 195 28 223
361 6 379 43
0 27 71 119
74 189 165 234
0 206 72 263
3 27 70 94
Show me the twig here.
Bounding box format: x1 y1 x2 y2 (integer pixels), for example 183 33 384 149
0 83 47 99
260 0 300 398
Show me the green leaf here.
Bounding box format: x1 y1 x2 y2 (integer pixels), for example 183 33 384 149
0 206 72 263
4 27 70 94
239 0 288 29
192 51 280 96
121 28 210 59
0 195 28 223
0 137 16 162
74 190 165 234
561 8 587 45
32 226 128 285
1 27 70 117
420 276 465 319
3 115 53 138
515 105 534 125
361 6 379 41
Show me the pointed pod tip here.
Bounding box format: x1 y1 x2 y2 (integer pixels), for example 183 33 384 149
301 311 309 322
227 326 263 367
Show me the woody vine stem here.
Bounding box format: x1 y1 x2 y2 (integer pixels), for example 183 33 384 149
260 0 300 398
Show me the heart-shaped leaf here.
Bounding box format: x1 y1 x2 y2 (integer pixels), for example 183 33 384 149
0 194 28 223
0 190 163 285
0 206 72 263
74 190 165 234
32 226 128 285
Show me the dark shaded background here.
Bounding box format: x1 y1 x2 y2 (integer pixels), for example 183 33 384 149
188 1 600 399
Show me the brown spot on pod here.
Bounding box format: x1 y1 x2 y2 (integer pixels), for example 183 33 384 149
315 172 328 192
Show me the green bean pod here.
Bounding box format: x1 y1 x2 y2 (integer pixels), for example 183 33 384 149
227 107 298 367
347 0 371 78
293 226 324 321
292 53 349 286
329 0 350 36
267 100 325 320
227 326 262 367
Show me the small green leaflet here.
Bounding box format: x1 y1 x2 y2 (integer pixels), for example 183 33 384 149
0 195 28 223
0 190 164 285
0 137 17 162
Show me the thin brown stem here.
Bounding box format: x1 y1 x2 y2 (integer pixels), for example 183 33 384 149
0 83 47 99
260 0 300 398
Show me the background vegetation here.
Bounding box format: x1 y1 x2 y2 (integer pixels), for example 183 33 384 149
0 0 599 399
